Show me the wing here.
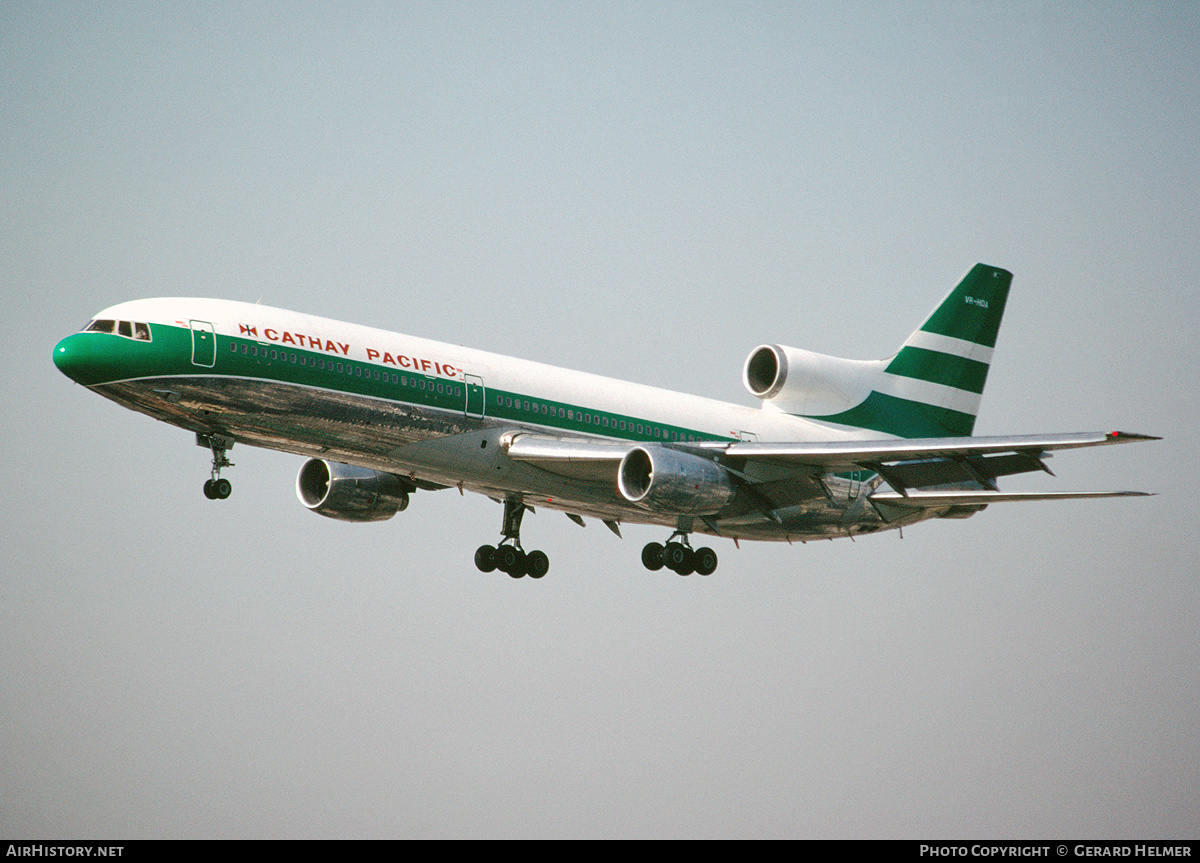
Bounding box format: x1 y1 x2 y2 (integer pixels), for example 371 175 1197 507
706 430 1157 509
502 430 1157 513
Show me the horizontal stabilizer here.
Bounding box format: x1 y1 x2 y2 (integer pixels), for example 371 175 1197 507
870 489 1153 508
707 431 1158 471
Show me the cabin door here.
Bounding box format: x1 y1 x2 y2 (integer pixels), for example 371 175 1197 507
190 320 216 368
464 374 485 419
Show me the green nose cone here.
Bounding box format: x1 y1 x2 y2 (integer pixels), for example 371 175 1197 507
53 334 94 384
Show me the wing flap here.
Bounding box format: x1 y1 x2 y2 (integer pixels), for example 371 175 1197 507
864 451 1050 489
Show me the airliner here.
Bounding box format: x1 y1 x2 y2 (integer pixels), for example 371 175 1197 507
53 264 1155 578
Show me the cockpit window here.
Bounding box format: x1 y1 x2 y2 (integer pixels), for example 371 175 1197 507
82 319 152 341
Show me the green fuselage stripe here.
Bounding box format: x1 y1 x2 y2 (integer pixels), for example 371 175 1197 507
80 325 730 446
807 390 975 438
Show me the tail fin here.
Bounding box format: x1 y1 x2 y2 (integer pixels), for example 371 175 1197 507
877 263 1011 435
787 264 1012 437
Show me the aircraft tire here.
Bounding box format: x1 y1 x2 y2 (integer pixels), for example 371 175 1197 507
641 542 665 571
475 544 497 573
526 550 549 579
664 542 690 571
496 545 523 575
214 478 232 499
203 479 216 499
694 547 718 576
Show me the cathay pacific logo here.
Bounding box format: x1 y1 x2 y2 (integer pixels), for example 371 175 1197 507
239 322 349 355
237 321 462 378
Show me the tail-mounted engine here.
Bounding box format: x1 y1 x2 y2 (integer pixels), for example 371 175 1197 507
743 343 881 416
296 458 411 522
617 445 737 515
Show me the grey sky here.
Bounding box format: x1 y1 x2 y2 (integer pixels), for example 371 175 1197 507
2 1 1196 838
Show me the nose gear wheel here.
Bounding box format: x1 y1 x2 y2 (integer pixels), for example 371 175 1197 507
198 433 235 500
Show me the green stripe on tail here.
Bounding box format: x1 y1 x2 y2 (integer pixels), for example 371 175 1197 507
803 264 1012 438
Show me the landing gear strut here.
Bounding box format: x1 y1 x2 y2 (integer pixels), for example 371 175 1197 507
474 497 550 579
642 530 718 576
198 433 235 500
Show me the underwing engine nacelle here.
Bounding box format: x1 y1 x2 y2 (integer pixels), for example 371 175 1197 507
617 445 737 515
296 458 411 522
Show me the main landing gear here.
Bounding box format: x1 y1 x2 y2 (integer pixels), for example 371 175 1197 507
198 433 235 501
641 531 718 576
474 497 550 579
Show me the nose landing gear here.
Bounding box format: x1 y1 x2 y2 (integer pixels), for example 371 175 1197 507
198 433 235 500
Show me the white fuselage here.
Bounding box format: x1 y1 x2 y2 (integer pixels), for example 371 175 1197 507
63 296 894 541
